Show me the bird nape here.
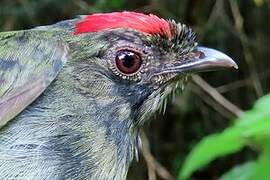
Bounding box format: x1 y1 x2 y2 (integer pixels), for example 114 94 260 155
0 12 237 180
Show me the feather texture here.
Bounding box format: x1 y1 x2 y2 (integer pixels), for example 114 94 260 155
74 11 172 38
0 31 69 128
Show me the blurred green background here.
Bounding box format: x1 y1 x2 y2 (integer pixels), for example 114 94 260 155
1 0 269 179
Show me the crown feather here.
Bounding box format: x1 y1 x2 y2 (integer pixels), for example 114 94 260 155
74 12 172 38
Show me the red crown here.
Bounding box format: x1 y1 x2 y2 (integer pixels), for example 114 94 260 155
74 12 172 38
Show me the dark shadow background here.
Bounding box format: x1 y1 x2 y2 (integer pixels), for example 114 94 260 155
1 0 269 179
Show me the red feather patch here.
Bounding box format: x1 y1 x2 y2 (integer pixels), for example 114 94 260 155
74 12 172 38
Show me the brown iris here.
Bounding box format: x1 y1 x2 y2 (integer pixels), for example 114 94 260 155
115 50 142 74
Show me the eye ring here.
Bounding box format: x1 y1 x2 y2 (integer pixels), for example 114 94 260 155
115 50 142 75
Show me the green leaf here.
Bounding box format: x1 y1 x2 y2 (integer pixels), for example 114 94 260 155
179 127 245 180
220 150 270 180
254 94 270 111
253 136 270 152
238 112 270 137
220 162 256 180
220 151 270 180
252 150 270 180
179 94 270 180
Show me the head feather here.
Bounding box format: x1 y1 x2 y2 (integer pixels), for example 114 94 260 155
74 11 172 38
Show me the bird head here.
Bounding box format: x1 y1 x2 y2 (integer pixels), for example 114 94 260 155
70 12 237 129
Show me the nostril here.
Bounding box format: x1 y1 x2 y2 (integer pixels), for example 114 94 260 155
195 51 205 59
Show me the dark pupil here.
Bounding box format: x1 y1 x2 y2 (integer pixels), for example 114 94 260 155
118 52 135 68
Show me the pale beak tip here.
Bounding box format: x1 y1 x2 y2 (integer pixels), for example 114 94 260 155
233 63 239 69
227 58 238 69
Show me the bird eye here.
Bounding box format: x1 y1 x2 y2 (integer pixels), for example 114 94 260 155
115 50 142 74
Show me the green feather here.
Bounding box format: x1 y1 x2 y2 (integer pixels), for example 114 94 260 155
0 30 69 128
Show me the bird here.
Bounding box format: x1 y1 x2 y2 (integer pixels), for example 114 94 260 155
0 12 237 180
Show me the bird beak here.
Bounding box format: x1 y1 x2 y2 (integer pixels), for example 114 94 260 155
181 46 238 72
158 47 238 75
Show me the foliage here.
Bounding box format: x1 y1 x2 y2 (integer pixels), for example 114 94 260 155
179 94 270 180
